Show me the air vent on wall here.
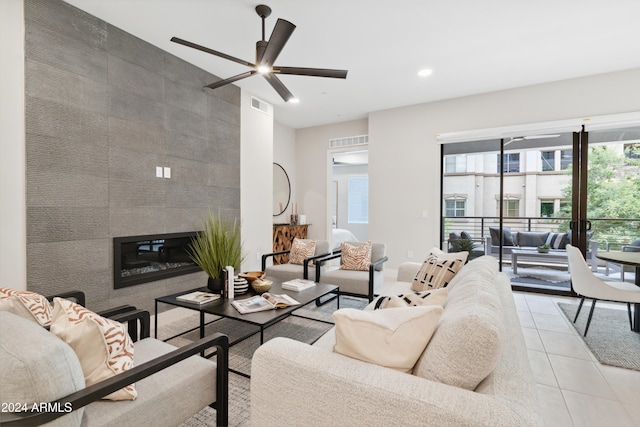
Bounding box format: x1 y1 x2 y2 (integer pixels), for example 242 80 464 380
251 96 270 114
329 135 368 148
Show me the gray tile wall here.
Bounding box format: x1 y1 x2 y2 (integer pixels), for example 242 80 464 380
24 0 241 313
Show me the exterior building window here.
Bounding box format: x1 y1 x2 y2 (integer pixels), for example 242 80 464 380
541 151 555 171
445 199 466 217
347 176 368 224
498 153 520 173
540 200 554 217
444 155 467 173
497 200 519 217
560 150 572 170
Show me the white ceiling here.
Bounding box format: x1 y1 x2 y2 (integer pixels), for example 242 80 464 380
64 0 640 129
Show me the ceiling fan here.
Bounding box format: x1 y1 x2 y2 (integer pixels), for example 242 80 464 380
171 4 348 102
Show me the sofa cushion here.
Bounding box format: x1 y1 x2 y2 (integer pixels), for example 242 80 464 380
50 298 137 401
333 306 443 372
516 231 549 247
340 241 372 271
489 227 515 246
460 231 473 240
288 238 316 265
413 259 505 390
411 250 465 291
0 287 52 326
546 232 569 249
373 288 448 310
0 311 85 426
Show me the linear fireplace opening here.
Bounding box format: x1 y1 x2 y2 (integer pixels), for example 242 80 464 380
113 232 202 289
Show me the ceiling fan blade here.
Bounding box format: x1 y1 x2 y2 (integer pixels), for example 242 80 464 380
273 66 348 79
205 71 257 89
171 37 254 68
260 19 296 66
263 73 294 102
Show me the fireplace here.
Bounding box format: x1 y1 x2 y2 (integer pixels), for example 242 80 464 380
113 232 202 289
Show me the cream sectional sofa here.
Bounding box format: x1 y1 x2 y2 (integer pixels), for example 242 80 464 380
250 256 543 426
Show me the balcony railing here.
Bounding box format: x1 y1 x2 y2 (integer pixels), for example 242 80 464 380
443 216 640 249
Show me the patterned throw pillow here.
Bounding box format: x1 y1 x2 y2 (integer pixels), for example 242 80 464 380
374 288 448 310
546 232 569 249
288 239 316 265
412 255 465 291
0 288 52 326
50 298 137 401
340 241 372 271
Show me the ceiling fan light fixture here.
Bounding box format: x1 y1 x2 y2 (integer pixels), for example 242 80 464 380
418 68 433 77
257 65 271 74
288 98 300 104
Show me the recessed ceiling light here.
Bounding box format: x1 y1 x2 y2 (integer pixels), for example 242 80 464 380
289 98 300 104
418 68 433 77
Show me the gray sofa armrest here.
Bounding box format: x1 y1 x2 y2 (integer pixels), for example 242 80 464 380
251 337 542 427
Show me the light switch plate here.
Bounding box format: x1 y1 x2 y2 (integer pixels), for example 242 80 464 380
163 167 171 178
156 166 163 178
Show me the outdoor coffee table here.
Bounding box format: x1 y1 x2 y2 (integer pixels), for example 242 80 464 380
511 249 569 274
155 280 339 350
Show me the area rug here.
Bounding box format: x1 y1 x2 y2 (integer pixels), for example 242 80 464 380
164 296 368 427
507 266 571 288
557 302 640 371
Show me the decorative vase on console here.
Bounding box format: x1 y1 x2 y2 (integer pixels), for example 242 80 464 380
188 209 245 298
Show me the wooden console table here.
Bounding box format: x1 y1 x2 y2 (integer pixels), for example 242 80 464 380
272 224 309 264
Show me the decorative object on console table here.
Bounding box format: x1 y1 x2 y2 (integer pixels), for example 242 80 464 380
272 224 309 264
188 209 245 295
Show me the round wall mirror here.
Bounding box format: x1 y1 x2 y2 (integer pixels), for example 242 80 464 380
273 163 291 216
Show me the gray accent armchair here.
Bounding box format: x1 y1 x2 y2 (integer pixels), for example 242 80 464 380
315 242 388 302
261 239 332 281
0 292 229 426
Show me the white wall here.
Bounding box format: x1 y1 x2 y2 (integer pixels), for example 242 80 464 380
273 121 296 223
294 119 368 241
241 92 273 271
0 0 26 290
296 68 640 269
332 164 368 241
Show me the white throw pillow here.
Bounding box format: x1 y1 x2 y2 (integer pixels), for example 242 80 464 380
50 298 137 401
0 287 52 326
333 305 443 372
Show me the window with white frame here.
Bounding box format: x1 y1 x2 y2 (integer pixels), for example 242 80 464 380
445 199 466 217
497 199 520 217
347 176 368 223
444 155 467 173
541 151 555 171
497 153 520 173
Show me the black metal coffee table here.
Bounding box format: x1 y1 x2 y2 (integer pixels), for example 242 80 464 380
155 280 339 350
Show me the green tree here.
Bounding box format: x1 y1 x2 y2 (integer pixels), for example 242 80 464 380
555 146 640 244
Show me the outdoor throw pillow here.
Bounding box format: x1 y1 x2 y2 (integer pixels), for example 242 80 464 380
373 288 448 310
288 238 316 265
0 287 52 326
50 298 137 401
333 305 443 372
411 251 465 291
340 241 372 271
489 227 515 246
546 232 569 249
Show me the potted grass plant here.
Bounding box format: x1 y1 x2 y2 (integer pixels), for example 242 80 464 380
188 209 244 293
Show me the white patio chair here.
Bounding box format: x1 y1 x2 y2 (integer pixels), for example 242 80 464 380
566 244 640 336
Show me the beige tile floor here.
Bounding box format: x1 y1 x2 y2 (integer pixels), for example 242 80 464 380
154 292 640 426
515 291 640 427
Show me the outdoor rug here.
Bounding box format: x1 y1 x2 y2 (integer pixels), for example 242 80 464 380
557 302 640 371
161 296 368 427
507 266 571 289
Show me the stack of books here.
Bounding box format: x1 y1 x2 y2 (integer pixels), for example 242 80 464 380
176 291 221 305
282 279 316 292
